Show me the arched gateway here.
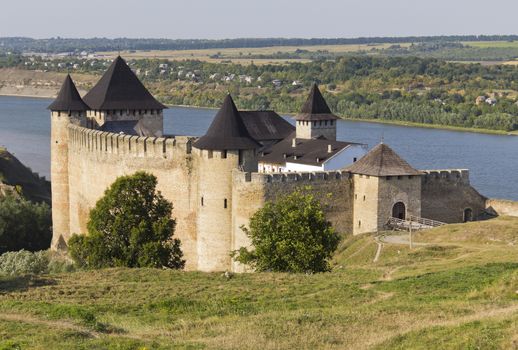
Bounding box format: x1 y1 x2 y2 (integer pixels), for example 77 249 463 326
392 202 406 220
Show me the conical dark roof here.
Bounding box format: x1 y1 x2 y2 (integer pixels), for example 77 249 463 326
48 75 89 111
193 95 260 150
83 56 166 110
345 143 422 176
295 83 338 121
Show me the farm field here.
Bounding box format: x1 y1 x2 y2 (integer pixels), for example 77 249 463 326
1 216 518 349
97 43 409 65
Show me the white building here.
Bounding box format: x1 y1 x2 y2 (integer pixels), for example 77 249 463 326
259 84 367 173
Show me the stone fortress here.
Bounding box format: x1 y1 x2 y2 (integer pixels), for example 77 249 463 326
49 56 488 272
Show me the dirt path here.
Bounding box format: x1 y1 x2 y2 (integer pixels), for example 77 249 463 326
380 234 429 246
373 236 383 263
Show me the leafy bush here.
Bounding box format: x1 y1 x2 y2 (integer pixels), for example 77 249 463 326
233 190 340 273
0 195 52 254
0 250 49 276
68 172 185 269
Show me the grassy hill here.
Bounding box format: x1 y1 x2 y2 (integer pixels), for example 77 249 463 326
1 217 518 349
0 148 50 203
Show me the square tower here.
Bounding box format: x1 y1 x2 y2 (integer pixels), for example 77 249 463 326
82 56 166 136
346 143 423 234
295 84 338 140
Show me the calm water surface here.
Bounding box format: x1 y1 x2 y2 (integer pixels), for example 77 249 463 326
0 95 517 200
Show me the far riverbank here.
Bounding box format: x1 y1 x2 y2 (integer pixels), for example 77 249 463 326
1 91 516 137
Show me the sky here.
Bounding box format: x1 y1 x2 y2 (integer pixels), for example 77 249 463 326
1 0 517 39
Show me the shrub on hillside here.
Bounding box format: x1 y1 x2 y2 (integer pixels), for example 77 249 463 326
0 195 52 254
233 190 340 273
68 172 185 269
0 250 49 276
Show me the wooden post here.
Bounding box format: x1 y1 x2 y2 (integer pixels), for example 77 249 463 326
409 216 413 249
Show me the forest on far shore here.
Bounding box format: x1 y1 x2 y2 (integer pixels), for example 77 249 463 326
2 52 518 132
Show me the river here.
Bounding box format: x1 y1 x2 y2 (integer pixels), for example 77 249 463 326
0 95 517 200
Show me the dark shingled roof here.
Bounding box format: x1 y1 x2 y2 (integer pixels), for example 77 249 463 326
83 56 166 110
345 143 422 176
99 120 159 137
48 75 89 111
239 110 294 142
295 83 338 121
193 95 261 150
259 132 361 166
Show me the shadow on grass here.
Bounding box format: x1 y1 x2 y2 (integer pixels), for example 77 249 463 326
0 275 57 294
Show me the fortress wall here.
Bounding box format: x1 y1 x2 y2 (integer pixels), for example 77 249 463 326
231 170 354 271
486 199 518 217
67 125 199 269
352 175 379 235
378 176 422 229
421 169 487 223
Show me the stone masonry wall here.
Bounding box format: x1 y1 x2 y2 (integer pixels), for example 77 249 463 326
352 175 379 235
421 170 487 223
486 199 518 217
231 170 354 271
377 176 422 229
67 125 199 269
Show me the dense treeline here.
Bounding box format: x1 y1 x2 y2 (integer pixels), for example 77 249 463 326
3 35 518 53
2 52 518 131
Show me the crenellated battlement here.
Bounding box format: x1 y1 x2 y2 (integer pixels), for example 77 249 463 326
233 169 352 184
68 125 196 158
421 169 470 184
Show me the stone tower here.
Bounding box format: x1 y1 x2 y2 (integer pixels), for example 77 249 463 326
193 95 260 271
345 143 423 234
48 75 89 249
82 56 166 136
295 83 338 140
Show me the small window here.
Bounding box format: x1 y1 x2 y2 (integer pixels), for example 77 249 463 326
398 176 403 180
358 220 361 227
324 120 328 126
331 120 334 126
208 150 213 159
387 176 392 180
353 157 357 162
363 195 366 201
224 199 228 209
355 194 358 200
222 150 227 159
201 197 204 206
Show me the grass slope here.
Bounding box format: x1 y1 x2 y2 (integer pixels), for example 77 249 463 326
0 148 50 203
1 217 518 349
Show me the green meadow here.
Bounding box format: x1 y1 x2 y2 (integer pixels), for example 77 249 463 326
1 217 518 349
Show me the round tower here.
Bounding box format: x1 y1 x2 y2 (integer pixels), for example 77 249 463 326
48 75 89 249
193 94 259 271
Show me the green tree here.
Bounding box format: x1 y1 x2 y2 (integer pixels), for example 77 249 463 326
68 172 184 269
0 195 51 254
233 190 340 273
